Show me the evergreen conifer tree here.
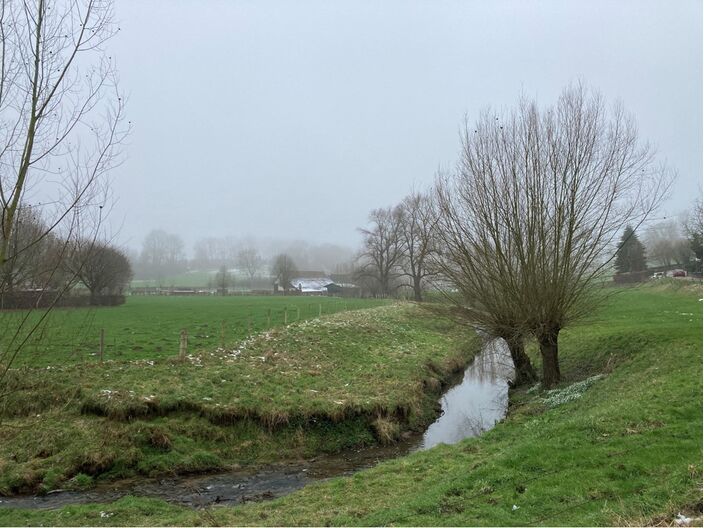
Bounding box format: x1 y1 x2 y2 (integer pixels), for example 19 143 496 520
615 226 647 273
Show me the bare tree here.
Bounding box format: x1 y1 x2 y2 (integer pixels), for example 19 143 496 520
193 237 224 269
1 205 49 293
434 173 538 385
0 0 127 377
271 253 297 293
138 229 185 280
398 191 439 301
237 247 262 285
0 205 71 311
436 84 671 387
357 206 404 297
0 0 126 268
214 264 232 295
683 197 703 272
222 236 240 268
66 241 132 304
645 220 692 268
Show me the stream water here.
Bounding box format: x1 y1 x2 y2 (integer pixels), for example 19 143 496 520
0 338 514 510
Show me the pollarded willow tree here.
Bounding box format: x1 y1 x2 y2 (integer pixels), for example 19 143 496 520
433 170 538 385
436 84 672 388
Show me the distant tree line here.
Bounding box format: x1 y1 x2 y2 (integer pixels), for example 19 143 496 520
0 204 133 308
613 207 703 277
132 230 354 291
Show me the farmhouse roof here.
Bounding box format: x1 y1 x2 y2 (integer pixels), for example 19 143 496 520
329 282 359 289
290 277 334 293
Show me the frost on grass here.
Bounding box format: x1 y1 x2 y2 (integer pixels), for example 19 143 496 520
542 375 605 408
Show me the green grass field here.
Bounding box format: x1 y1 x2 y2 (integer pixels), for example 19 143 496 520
1 282 699 526
1 295 387 367
131 271 217 288
0 303 478 497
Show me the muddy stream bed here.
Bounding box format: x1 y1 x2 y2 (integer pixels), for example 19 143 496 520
0 338 514 510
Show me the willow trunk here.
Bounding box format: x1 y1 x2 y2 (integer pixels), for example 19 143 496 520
506 337 538 386
537 327 561 388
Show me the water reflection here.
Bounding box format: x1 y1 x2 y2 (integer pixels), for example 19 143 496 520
418 338 514 450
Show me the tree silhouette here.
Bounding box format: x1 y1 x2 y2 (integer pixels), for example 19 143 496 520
615 226 648 273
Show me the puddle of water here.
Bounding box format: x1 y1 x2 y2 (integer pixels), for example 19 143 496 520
0 338 514 511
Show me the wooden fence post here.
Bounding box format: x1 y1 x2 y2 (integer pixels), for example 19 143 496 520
267 309 272 328
179 329 188 360
318 303 322 317
220 320 225 348
99 328 105 362
284 308 288 325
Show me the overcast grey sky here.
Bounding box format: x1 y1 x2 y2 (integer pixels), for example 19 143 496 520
108 0 702 252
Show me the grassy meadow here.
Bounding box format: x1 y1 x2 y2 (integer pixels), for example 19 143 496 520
0 295 387 367
0 303 478 496
1 282 699 526
130 271 218 288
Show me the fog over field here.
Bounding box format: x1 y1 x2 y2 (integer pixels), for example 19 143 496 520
0 1 702 523
105 0 701 255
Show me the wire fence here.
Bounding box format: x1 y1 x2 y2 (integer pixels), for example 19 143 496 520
3 297 383 367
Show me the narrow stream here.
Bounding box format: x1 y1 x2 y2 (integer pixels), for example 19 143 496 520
0 338 514 510
420 337 514 449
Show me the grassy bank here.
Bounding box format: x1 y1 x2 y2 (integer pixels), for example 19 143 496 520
0 303 477 496
1 283 699 526
0 295 386 367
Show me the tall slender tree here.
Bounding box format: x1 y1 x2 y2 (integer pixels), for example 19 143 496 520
615 226 648 273
214 265 232 295
0 0 127 379
683 197 703 272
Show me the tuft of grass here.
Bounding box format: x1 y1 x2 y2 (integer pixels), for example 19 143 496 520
372 416 402 445
146 427 172 451
66 473 94 491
